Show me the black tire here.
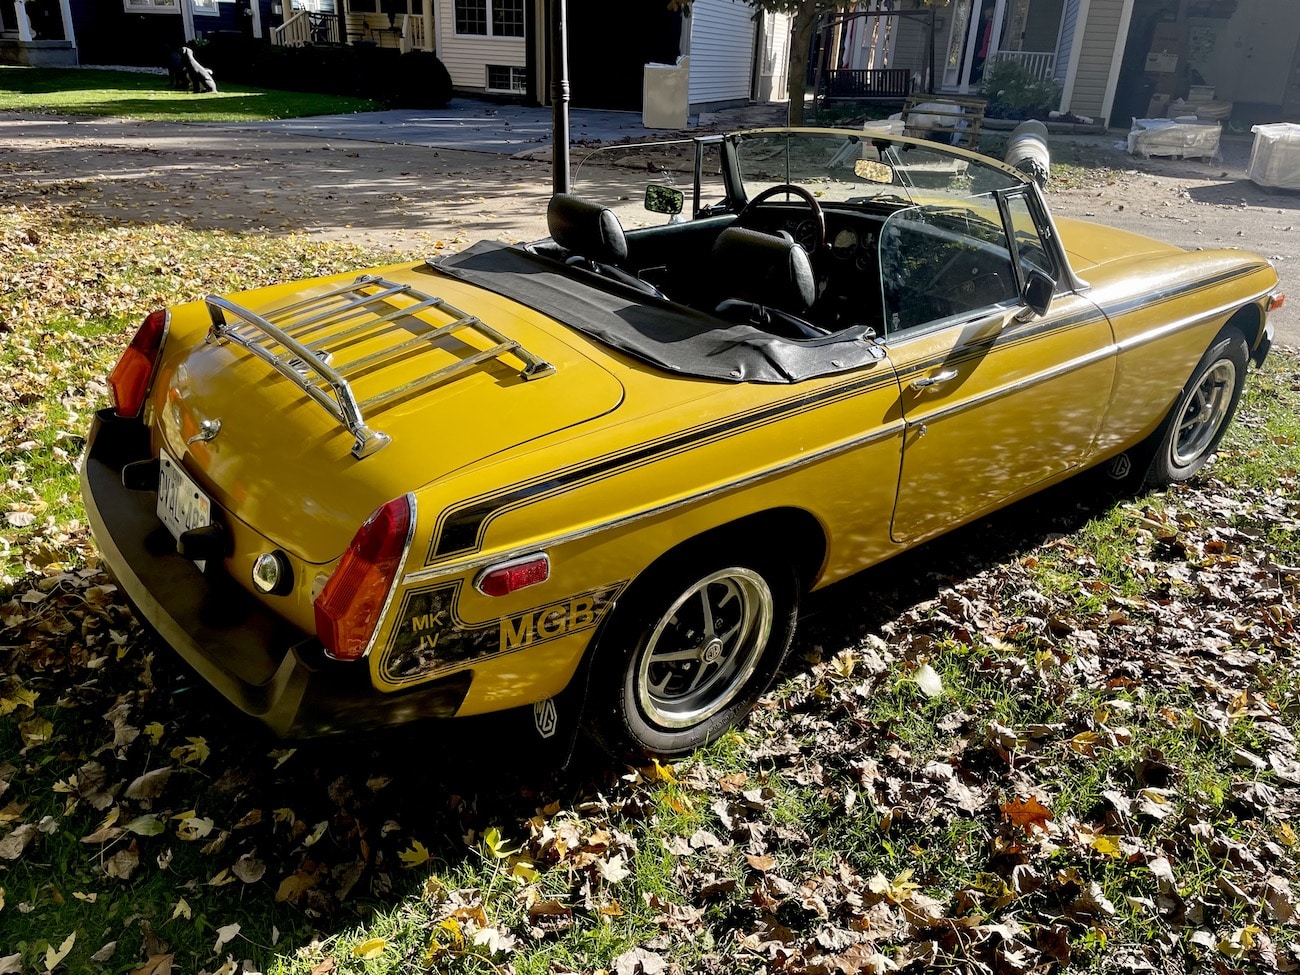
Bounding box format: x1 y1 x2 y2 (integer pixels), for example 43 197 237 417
1144 327 1249 488
587 548 798 758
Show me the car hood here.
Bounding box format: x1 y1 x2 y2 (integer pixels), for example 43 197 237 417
151 264 624 564
1053 216 1184 273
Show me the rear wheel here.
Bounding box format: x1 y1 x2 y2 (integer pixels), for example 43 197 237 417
588 549 798 757
1144 328 1248 487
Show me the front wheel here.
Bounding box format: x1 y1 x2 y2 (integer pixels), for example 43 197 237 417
1145 328 1249 487
588 550 798 758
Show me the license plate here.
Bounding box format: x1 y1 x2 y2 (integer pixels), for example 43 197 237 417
157 451 212 569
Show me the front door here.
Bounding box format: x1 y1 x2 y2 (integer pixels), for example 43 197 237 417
880 191 1116 542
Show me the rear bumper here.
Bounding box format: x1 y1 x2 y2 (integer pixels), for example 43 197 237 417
80 409 469 737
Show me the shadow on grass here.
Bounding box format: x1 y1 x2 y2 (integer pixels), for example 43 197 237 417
0 453 1139 971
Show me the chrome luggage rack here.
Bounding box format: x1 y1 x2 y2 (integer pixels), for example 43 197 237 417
204 275 555 459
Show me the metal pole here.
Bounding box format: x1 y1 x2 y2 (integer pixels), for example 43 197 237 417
551 0 571 194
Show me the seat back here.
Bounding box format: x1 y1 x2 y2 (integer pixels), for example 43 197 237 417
711 227 816 315
546 194 630 265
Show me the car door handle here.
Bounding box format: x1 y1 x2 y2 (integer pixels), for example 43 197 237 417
910 368 958 390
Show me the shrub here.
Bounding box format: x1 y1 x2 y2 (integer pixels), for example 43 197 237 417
193 36 453 108
980 58 1062 120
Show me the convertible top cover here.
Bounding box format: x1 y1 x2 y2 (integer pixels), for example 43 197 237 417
428 241 882 384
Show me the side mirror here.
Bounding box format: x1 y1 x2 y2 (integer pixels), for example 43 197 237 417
645 184 684 216
1021 268 1055 318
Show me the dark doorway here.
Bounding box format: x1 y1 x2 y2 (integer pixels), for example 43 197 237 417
563 0 682 110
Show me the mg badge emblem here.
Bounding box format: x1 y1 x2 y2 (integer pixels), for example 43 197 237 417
533 698 558 739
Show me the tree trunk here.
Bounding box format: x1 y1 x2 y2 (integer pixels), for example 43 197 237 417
786 6 820 125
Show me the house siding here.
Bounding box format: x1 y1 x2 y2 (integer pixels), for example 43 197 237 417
437 0 524 91
687 0 755 107
756 9 791 101
889 13 936 89
1069 0 1122 118
1054 0 1079 84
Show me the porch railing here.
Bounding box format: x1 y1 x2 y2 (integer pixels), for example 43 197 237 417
401 13 426 51
985 50 1057 84
271 11 342 47
271 10 309 46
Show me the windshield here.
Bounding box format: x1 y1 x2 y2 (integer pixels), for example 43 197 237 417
571 139 727 230
730 130 1026 207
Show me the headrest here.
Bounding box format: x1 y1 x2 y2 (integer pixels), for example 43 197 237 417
546 194 629 263
710 227 815 314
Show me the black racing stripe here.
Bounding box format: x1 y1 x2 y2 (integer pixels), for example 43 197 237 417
894 262 1263 380
429 366 896 562
1094 263 1263 321
895 306 1105 379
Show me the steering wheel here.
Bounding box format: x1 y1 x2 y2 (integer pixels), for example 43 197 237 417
736 183 826 255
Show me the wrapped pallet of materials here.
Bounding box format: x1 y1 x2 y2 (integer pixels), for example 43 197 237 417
1248 123 1300 191
1126 118 1221 160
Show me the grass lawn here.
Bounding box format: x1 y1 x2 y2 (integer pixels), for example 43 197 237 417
0 66 378 122
0 193 1298 973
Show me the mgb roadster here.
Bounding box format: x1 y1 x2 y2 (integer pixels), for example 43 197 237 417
81 128 1281 755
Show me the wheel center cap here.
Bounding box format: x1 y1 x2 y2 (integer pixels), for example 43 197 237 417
702 639 724 664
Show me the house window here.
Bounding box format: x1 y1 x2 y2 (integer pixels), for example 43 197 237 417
486 64 526 93
491 0 523 37
455 0 523 37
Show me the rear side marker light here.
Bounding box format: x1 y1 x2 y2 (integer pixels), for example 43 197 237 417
475 554 550 596
109 309 168 418
314 495 414 662
1268 293 1286 313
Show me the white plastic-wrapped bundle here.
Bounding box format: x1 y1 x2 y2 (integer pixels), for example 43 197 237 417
1248 123 1300 191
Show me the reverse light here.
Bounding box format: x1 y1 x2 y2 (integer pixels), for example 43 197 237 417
314 495 414 662
109 309 168 418
474 553 550 596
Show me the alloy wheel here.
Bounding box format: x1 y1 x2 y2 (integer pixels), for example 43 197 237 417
635 567 773 729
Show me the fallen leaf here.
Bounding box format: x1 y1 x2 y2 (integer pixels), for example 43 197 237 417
212 922 240 954
44 932 74 971
352 938 386 960
399 840 431 867
1002 796 1054 834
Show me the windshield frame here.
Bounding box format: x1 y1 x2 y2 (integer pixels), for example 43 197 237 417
723 127 1031 211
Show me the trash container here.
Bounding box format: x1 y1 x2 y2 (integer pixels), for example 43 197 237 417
643 56 689 130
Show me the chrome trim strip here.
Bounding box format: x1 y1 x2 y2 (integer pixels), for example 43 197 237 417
1112 290 1274 354
402 419 907 586
902 287 1271 428
908 342 1118 426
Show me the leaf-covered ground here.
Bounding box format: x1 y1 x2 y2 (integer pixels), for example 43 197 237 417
2 168 1299 975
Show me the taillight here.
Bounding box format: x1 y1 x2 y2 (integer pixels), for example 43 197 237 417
109 309 168 418
1268 292 1286 313
314 495 413 662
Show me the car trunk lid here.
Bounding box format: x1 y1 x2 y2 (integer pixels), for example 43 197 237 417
152 269 623 564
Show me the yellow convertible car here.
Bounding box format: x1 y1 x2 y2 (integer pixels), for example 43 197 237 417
82 128 1281 756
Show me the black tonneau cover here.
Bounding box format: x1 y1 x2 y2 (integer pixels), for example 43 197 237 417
427 241 882 384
